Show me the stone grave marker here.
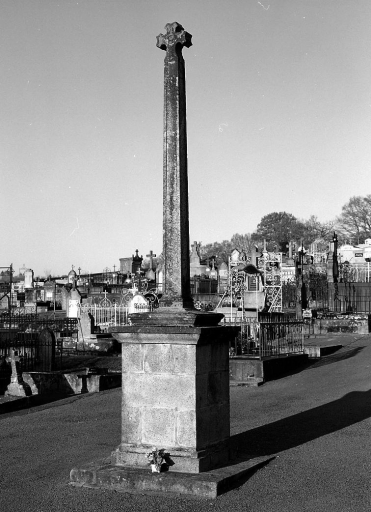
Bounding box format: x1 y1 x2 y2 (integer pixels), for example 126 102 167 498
5 348 27 397
37 328 56 372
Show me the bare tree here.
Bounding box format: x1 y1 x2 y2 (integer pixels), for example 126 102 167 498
336 195 371 244
302 215 336 243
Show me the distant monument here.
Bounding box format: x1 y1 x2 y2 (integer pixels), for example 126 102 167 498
190 241 206 277
24 269 34 289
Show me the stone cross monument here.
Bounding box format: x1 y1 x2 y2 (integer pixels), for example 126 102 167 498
70 23 250 498
156 22 193 309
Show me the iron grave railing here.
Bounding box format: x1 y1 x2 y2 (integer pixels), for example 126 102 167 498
225 317 304 359
258 321 304 358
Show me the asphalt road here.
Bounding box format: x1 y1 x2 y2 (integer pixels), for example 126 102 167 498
1 335 371 512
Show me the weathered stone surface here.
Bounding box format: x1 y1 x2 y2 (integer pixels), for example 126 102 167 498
143 344 174 373
121 373 195 409
21 371 121 395
122 344 144 373
141 408 177 446
305 318 370 335
112 325 237 473
70 456 272 498
156 22 193 309
123 309 224 327
121 406 142 445
176 410 196 447
112 325 238 346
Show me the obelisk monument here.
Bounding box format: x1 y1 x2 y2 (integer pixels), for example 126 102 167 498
156 22 193 309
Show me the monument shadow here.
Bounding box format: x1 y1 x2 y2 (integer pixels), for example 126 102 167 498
230 388 371 460
267 344 367 382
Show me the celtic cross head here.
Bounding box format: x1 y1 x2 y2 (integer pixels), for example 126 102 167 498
156 22 192 54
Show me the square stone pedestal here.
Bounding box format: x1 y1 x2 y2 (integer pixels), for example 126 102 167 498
70 319 273 497
111 325 236 473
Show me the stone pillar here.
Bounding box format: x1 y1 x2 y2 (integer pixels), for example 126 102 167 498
156 22 193 309
111 325 236 473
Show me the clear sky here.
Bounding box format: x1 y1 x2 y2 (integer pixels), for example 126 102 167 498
1 0 370 276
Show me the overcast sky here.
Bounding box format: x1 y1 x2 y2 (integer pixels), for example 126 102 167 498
1 0 370 276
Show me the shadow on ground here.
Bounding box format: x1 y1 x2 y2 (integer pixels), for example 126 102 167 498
304 345 366 370
267 344 367 383
230 388 371 460
0 392 89 418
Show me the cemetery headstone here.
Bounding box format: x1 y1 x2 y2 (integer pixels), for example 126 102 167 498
5 349 27 397
37 328 56 372
67 283 81 318
80 311 95 339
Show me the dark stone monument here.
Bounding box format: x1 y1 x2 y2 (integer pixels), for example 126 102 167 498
132 249 143 275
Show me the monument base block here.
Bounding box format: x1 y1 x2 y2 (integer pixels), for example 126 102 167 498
111 439 230 473
70 456 273 499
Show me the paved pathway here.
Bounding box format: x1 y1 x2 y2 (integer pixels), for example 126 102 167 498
1 334 371 512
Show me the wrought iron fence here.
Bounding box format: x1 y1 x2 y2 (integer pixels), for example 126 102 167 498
0 330 65 394
0 334 61 373
224 316 304 359
226 318 260 357
259 321 304 358
0 313 79 392
79 304 130 329
329 283 371 314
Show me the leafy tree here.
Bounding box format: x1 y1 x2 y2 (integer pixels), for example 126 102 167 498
336 195 371 244
251 212 306 251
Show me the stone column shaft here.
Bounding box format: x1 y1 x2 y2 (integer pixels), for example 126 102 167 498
157 22 193 308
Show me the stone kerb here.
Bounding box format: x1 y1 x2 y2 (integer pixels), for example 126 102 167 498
111 326 235 473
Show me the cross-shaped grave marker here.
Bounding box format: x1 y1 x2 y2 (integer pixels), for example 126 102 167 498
146 250 156 270
5 348 27 397
6 348 20 384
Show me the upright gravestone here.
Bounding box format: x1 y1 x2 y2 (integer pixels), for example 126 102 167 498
67 284 81 318
79 311 95 339
37 328 56 372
